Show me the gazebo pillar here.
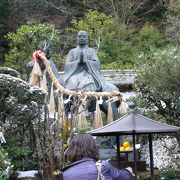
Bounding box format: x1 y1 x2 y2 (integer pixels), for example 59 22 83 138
132 133 137 179
148 134 155 180
116 135 120 167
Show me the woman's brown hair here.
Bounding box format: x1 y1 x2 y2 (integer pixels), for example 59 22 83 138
66 134 99 163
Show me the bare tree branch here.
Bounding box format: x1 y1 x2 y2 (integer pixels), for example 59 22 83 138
136 2 160 18
43 0 75 15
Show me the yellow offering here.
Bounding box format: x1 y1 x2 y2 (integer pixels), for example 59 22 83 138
123 141 131 148
125 147 131 151
119 141 132 151
120 146 125 151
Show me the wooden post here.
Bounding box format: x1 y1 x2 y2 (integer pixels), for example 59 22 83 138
116 135 120 167
133 133 137 179
149 134 155 180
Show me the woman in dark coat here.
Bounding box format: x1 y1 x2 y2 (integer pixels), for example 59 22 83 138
62 134 133 180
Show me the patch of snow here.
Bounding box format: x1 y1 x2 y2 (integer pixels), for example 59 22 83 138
121 91 136 100
140 136 180 169
0 132 6 143
17 170 38 178
0 74 28 85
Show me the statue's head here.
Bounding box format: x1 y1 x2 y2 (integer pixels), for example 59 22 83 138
77 31 88 46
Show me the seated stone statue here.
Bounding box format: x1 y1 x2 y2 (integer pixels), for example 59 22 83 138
63 31 120 120
63 31 119 93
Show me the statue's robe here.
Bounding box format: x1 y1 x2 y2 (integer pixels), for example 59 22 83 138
64 45 118 92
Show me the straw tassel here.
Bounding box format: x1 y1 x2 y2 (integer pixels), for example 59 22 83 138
40 70 48 93
29 61 42 86
119 99 128 115
107 100 113 124
58 95 66 127
77 103 87 129
49 83 56 118
94 98 103 128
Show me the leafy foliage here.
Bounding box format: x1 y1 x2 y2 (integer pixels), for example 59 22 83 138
0 68 47 170
159 168 180 180
4 22 59 78
68 11 169 69
71 10 113 47
82 0 168 25
135 24 167 52
0 67 19 77
3 10 171 72
67 10 136 69
0 146 12 180
134 46 180 125
165 0 180 43
0 0 9 64
100 18 136 69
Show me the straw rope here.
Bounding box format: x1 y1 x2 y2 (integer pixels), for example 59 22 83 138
37 53 122 99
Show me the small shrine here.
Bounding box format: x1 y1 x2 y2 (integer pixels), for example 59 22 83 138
89 104 180 179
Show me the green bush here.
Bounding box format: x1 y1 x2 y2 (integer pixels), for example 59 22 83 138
70 9 113 48
134 45 180 125
0 70 47 170
0 146 13 180
136 24 166 50
159 169 180 180
4 21 59 78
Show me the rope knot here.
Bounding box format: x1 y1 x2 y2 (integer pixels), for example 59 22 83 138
32 50 45 62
